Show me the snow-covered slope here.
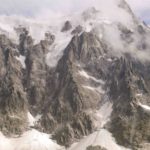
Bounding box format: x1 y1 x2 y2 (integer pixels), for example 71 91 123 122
0 129 63 150
67 99 121 150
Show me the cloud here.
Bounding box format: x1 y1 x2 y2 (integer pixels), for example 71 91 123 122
0 0 53 16
0 0 149 23
0 0 149 63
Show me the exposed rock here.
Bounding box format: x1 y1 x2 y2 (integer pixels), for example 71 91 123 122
39 32 107 146
61 21 72 32
18 27 33 55
71 25 83 35
87 145 107 150
23 40 49 112
108 58 150 149
0 35 28 135
40 32 55 48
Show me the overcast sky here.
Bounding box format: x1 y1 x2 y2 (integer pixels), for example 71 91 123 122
0 0 149 24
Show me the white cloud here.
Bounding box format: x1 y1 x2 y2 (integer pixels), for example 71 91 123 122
126 0 150 12
0 0 149 23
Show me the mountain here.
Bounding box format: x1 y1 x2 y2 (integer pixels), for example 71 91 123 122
0 0 150 150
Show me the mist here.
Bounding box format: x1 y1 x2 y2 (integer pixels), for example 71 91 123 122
0 0 149 63
0 0 149 24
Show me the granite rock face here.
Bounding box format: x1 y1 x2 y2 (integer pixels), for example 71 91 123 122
40 32 107 146
0 34 28 135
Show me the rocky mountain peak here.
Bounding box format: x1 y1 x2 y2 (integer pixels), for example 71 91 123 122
61 21 72 32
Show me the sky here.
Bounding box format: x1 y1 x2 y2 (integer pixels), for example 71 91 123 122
127 0 150 24
0 0 149 24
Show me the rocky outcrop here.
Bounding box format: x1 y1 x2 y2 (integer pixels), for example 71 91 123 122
71 25 83 35
18 27 33 55
0 28 56 135
87 146 107 150
39 32 107 146
36 30 150 148
0 34 28 135
108 58 150 149
18 28 55 113
61 21 72 32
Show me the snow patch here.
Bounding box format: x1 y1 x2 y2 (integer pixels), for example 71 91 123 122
46 32 72 68
82 86 96 91
0 132 12 150
79 70 105 84
0 129 63 150
139 103 150 111
82 85 105 94
27 112 35 127
16 55 26 68
27 112 42 127
107 58 113 62
94 101 113 128
136 93 143 97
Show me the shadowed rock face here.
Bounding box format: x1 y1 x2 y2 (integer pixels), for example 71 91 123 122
108 58 150 149
0 29 55 135
0 35 28 135
22 32 55 113
39 31 150 148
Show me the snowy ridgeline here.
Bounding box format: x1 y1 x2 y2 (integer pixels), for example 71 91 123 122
0 129 131 150
69 129 130 150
